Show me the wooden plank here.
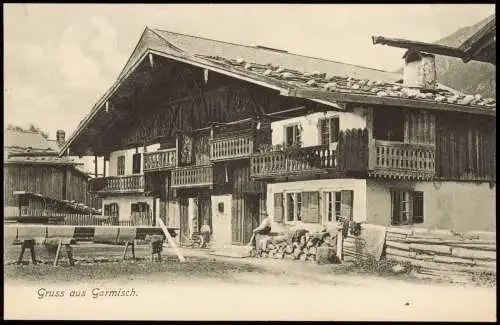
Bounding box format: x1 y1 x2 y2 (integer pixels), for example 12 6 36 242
409 243 452 255
157 217 185 262
451 247 496 260
53 238 63 267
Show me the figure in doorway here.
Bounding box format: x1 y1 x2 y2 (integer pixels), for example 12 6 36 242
248 212 272 247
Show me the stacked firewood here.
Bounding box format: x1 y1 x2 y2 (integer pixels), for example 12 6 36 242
252 230 338 263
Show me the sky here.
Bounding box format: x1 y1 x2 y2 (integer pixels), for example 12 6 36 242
4 4 495 140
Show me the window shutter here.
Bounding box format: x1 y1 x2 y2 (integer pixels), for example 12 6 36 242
318 119 326 145
331 118 340 142
274 193 284 223
302 191 320 223
391 189 400 225
340 190 353 220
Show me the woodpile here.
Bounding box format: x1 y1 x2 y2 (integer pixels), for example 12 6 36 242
253 230 338 264
384 227 496 281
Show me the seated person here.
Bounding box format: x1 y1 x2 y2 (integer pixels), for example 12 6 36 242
248 212 272 247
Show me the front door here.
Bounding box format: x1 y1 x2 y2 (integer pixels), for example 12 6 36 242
242 194 261 245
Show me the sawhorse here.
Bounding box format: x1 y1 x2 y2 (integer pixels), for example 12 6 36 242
122 240 136 260
17 240 38 265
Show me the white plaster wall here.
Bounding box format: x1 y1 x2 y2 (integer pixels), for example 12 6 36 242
267 179 367 233
108 143 161 177
211 194 232 248
102 195 154 221
270 109 367 147
366 179 496 232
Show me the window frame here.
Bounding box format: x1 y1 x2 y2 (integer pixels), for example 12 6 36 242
284 123 302 147
132 153 142 174
284 191 303 224
391 189 424 226
322 190 342 224
319 116 340 147
373 107 406 142
117 155 126 176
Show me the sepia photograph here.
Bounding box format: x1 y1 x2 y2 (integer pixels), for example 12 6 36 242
3 3 496 321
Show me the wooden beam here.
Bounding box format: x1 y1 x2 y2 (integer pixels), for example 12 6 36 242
94 155 98 178
292 89 496 117
372 36 467 59
156 217 185 262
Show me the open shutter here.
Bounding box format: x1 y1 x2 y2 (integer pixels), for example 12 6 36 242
391 189 400 225
274 193 284 223
340 190 353 220
318 119 326 145
302 191 320 223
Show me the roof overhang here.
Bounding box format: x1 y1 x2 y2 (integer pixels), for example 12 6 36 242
372 15 496 65
59 48 344 157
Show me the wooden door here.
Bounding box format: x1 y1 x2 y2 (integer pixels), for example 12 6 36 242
179 197 189 245
242 194 261 245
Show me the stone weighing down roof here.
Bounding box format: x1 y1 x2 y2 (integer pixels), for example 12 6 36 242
199 55 496 110
4 129 56 153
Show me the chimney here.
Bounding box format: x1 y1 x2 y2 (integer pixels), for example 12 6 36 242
56 130 66 146
402 50 437 90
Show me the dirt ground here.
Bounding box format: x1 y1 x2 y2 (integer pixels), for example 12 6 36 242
4 241 497 321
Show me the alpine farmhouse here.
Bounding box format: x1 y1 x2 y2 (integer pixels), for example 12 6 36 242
59 28 496 247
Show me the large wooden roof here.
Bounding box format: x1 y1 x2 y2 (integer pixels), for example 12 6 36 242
61 26 496 157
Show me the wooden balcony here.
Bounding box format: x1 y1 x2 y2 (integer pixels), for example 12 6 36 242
143 148 177 172
369 140 436 180
171 165 214 188
251 145 337 179
90 175 145 194
210 134 254 161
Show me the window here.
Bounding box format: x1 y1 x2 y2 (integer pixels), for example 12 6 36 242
324 191 342 222
117 155 125 176
285 124 302 146
286 192 302 222
132 153 141 174
131 202 150 213
319 117 340 145
391 190 424 225
373 106 405 142
104 203 119 217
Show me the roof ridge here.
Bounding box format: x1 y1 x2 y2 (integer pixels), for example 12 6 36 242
150 27 398 75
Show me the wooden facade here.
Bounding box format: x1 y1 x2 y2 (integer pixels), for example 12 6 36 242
3 163 101 217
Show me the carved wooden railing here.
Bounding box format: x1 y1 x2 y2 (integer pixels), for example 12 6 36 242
210 134 254 161
251 145 337 178
171 165 214 188
90 175 145 193
369 140 436 179
143 148 177 172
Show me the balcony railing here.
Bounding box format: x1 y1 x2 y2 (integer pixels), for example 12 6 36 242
171 165 214 188
143 148 177 172
210 134 254 161
251 145 337 178
90 175 145 193
370 140 436 179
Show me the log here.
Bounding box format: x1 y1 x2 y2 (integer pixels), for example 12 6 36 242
432 255 475 265
302 247 309 255
268 244 275 250
464 231 496 241
412 228 454 237
451 244 496 251
387 227 413 235
299 253 307 261
306 240 314 248
473 260 496 270
451 247 496 260
403 238 496 245
385 240 411 250
309 247 317 255
386 233 408 241
386 247 416 258
387 256 493 274
409 243 452 255
414 253 435 261
285 245 294 254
